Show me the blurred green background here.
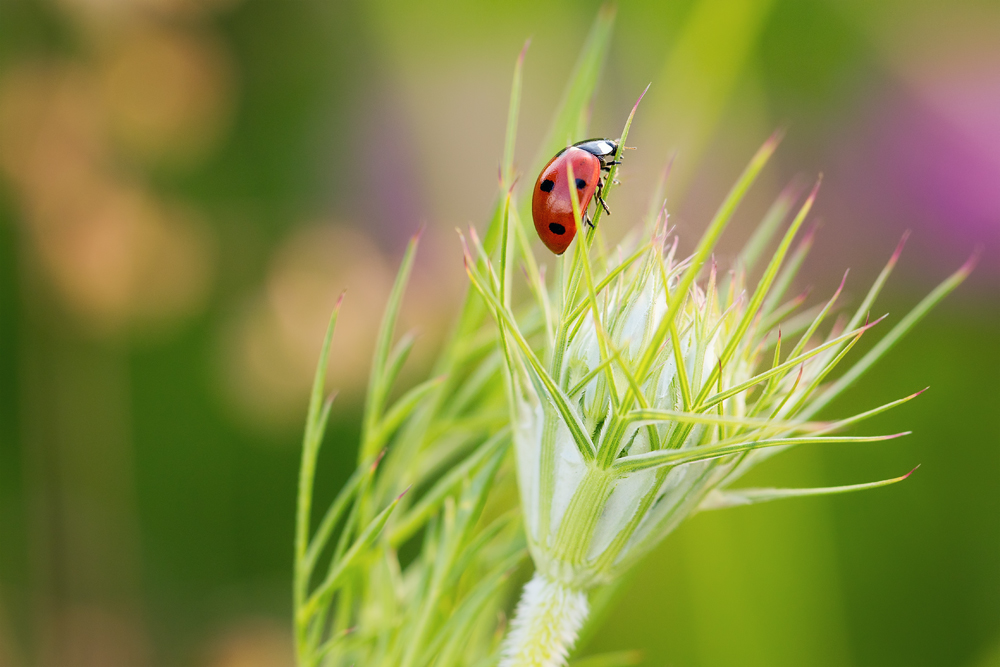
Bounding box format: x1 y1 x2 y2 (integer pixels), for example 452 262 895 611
0 0 997 665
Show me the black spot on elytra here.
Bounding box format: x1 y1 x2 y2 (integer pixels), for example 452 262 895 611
548 222 566 235
575 178 587 189
540 179 555 192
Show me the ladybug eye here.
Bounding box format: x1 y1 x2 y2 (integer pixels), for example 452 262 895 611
539 179 555 192
548 222 566 235
575 178 586 189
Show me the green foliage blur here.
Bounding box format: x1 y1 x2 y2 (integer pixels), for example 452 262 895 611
0 0 997 666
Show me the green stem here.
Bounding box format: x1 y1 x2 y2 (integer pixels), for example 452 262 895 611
500 572 590 667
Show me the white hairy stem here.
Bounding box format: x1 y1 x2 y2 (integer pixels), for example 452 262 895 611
500 572 590 667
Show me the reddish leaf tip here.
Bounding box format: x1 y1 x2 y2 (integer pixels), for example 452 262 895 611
862 312 890 330
800 222 821 246
632 82 651 114
764 126 787 152
370 448 387 473
901 464 921 480
959 246 982 276
458 233 473 265
805 174 823 202
834 269 849 294
778 175 808 205
518 38 531 63
661 151 677 180
791 286 812 305
889 230 911 265
468 226 481 247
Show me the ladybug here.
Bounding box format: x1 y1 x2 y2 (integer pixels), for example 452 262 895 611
531 138 620 255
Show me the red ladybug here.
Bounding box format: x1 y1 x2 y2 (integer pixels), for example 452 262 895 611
531 138 620 254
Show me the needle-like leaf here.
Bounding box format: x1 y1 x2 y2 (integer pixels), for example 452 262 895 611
612 432 909 475
699 466 920 510
362 232 420 462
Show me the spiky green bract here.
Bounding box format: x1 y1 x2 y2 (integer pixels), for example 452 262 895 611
466 120 971 647
292 10 618 666
290 225 525 667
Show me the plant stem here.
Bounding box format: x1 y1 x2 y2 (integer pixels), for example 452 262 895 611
500 572 590 667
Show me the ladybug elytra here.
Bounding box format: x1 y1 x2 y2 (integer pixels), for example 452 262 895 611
531 138 620 255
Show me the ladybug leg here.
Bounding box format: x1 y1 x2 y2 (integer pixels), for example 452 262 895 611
595 180 612 215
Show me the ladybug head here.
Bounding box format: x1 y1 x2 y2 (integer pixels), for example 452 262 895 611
572 138 618 161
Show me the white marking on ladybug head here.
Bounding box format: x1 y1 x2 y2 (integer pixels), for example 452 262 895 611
597 141 614 155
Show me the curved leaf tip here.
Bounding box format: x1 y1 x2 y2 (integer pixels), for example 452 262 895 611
518 38 531 64
959 246 983 277
889 230 911 265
